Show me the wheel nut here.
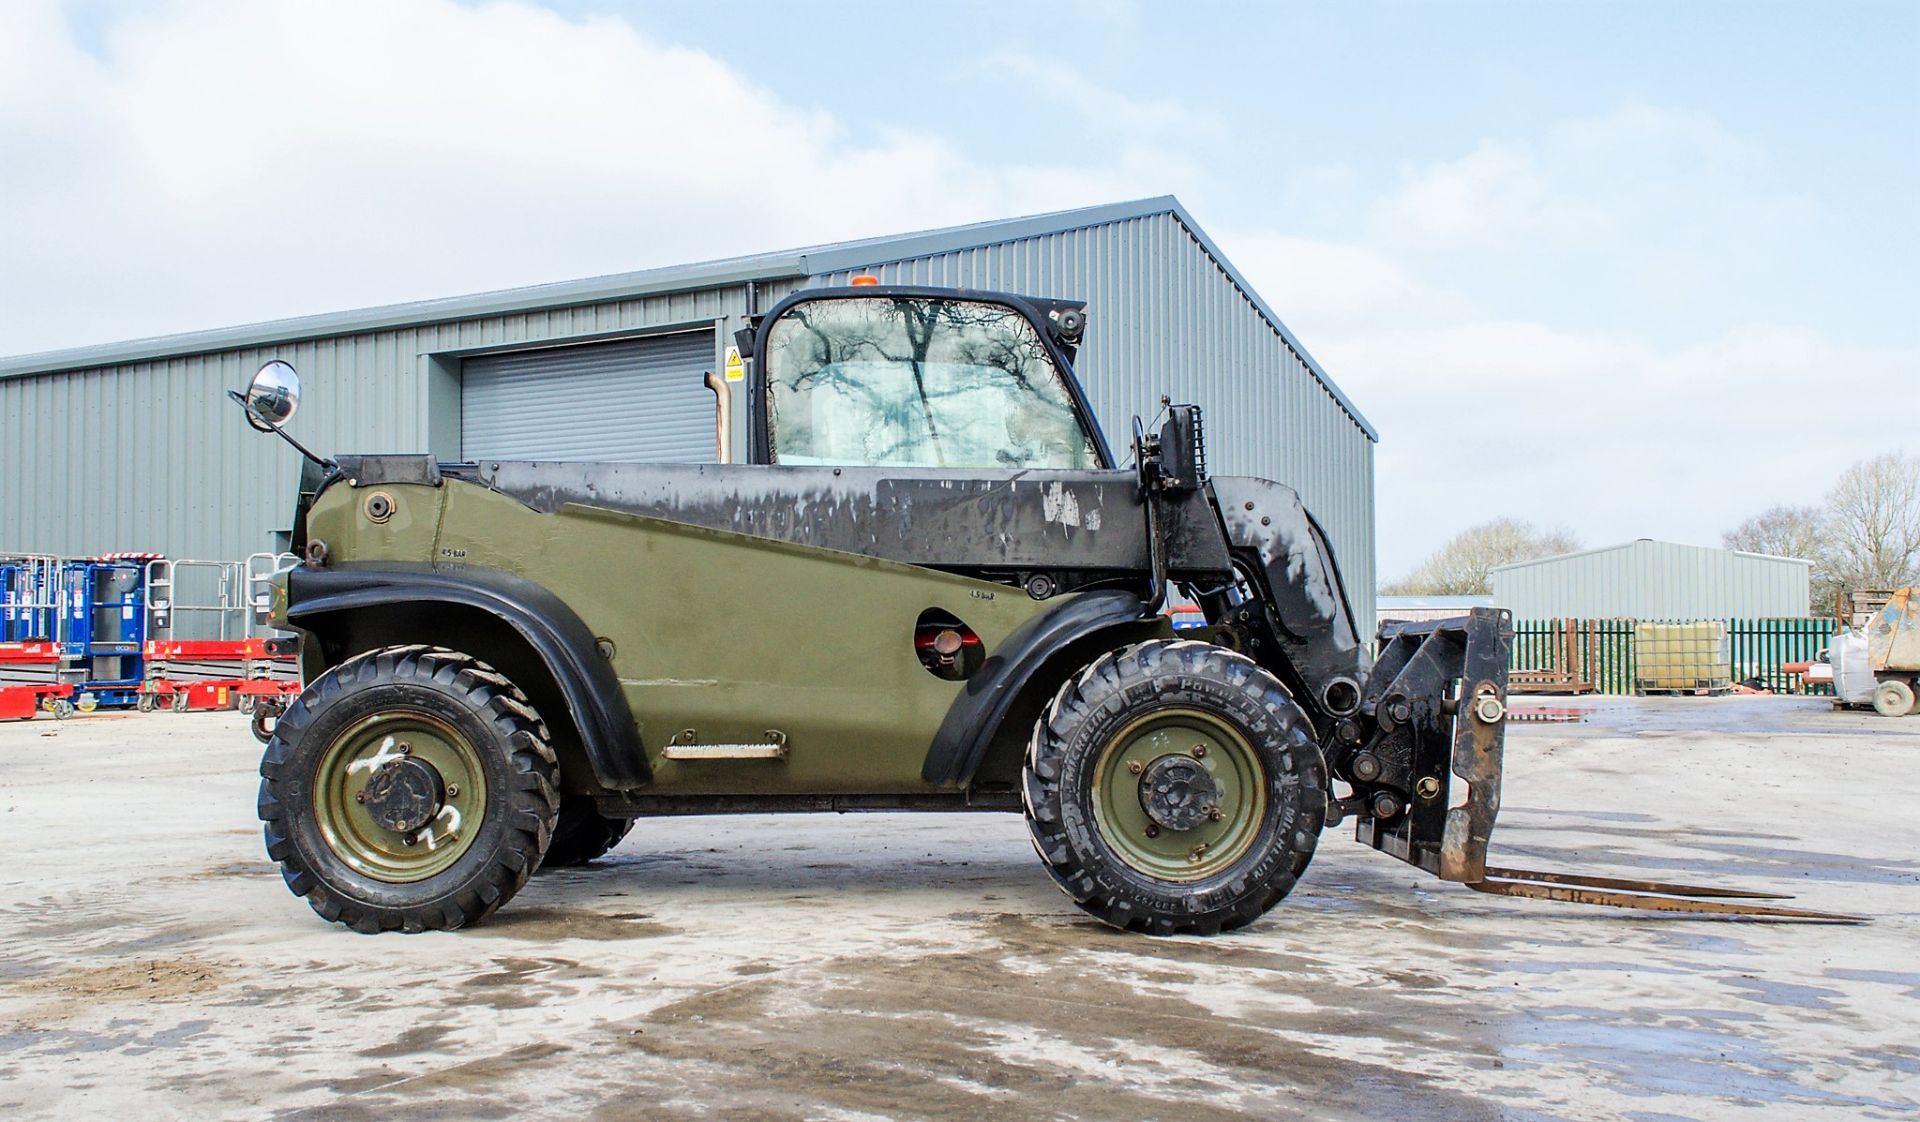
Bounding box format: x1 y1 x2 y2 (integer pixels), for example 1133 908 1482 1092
1206 805 1224 822
355 791 367 803
446 784 460 797
402 834 417 846
398 742 412 755
1127 760 1144 775
1190 744 1207 759
1144 824 1160 838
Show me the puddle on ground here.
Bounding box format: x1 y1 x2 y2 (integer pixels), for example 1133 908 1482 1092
463 908 674 941
357 1022 459 1059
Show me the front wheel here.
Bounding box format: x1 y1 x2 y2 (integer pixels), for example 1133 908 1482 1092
1873 678 1916 717
1023 640 1327 935
258 646 560 932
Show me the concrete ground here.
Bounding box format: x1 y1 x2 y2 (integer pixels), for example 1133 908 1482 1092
0 697 1915 1122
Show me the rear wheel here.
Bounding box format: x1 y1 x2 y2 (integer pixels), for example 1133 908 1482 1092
1872 678 1915 718
1023 640 1327 935
258 646 559 932
539 797 634 869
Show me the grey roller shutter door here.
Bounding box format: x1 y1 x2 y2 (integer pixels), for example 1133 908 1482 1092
462 331 716 462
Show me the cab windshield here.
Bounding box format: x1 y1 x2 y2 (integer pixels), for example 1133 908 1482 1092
765 296 1099 469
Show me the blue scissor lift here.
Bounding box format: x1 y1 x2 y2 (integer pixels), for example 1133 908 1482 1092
59 555 156 710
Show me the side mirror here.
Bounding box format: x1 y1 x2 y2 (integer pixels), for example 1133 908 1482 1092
244 360 301 431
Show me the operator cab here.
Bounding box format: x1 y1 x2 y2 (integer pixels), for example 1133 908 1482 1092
750 287 1113 469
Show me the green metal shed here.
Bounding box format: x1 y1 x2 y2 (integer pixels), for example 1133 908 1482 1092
0 196 1379 622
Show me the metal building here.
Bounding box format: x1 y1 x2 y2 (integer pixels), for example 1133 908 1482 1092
1490 540 1812 620
0 197 1378 619
1375 594 1494 633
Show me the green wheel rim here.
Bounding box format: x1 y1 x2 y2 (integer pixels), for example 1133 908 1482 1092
313 710 488 883
1092 708 1267 882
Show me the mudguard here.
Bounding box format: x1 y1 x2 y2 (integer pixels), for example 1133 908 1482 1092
1206 477 1365 719
923 589 1159 788
283 564 648 790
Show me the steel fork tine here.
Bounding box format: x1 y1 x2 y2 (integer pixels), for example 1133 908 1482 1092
1481 865 1795 900
1470 870 1866 922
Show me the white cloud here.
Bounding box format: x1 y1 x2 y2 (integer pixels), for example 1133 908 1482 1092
1367 104 1816 274
1323 320 1918 579
1223 231 1471 335
979 48 1221 143
0 0 1164 355
1373 141 1555 246
4 2 1906 585
1218 104 1910 578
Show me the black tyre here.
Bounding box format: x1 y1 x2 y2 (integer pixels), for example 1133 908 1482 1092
538 797 635 870
1023 640 1327 935
258 645 560 933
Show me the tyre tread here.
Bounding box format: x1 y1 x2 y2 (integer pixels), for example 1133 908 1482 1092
1022 639 1327 935
256 645 560 933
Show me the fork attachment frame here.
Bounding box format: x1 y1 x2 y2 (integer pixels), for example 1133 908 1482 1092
1349 608 1864 923
1352 607 1512 881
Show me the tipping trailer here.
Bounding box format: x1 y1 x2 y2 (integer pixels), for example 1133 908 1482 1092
1863 587 1920 716
232 283 1855 933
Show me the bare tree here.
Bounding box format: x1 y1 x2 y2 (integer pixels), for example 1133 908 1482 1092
1722 504 1826 561
1384 518 1580 596
1824 451 1920 594
1720 454 1920 615
1723 505 1833 613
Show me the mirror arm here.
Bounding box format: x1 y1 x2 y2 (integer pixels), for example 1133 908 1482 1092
226 389 335 470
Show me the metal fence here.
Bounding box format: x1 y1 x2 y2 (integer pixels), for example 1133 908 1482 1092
1509 617 1836 695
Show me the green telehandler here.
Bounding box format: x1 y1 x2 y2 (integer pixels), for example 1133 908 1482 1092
234 284 1852 933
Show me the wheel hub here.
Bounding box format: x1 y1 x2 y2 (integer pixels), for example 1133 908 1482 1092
1138 755 1220 832
362 756 446 834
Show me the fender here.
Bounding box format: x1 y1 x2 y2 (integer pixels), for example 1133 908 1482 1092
923 589 1159 788
1205 477 1366 721
284 564 648 790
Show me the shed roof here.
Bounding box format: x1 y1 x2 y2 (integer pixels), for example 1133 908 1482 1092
0 197 1372 437
1376 595 1496 610
1490 539 1813 574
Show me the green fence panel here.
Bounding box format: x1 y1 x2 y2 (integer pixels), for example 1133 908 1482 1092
1509 616 1836 695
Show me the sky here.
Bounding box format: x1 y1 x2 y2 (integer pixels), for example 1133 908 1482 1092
2 0 1914 579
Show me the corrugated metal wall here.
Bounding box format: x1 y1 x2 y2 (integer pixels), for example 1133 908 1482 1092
813 211 1377 623
1 209 1374 623
1490 540 1812 619
0 287 739 562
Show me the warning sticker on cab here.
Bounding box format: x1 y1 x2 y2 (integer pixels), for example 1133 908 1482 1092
724 346 745 382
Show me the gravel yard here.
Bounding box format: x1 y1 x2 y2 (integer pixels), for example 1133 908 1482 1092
1 697 1915 1121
